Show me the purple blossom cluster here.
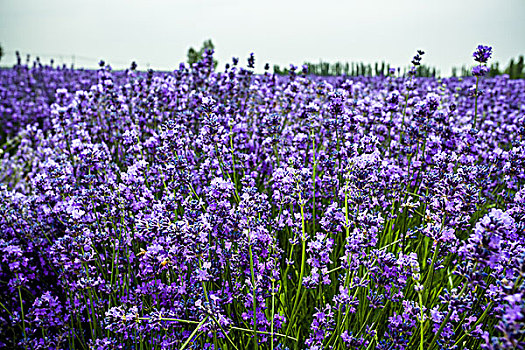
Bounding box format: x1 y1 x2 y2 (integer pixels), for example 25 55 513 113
0 46 524 349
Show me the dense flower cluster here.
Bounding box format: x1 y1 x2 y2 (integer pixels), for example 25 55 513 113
0 46 524 349
472 45 492 77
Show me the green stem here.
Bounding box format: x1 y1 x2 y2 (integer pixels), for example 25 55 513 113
179 316 208 350
18 284 27 349
428 283 468 349
271 278 276 350
418 288 425 350
248 244 259 349
473 76 479 128
453 301 493 348
285 201 307 339
311 132 317 233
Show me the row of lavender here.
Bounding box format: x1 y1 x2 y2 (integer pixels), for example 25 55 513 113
0 48 524 349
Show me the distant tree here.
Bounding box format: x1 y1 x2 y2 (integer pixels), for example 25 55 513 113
505 58 515 78
461 65 469 77
516 55 524 79
334 62 342 76
321 62 329 76
273 64 289 75
187 47 198 65
488 62 500 77
187 39 218 69
0 44 3 63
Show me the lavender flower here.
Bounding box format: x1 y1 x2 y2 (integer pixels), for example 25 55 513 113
0 45 522 350
473 45 493 64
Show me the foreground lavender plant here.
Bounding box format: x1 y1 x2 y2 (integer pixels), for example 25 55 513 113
0 45 524 350
471 45 493 129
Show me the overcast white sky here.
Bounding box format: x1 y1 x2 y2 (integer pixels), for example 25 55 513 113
1 0 524 75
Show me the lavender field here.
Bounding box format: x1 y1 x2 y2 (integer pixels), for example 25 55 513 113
0 47 524 349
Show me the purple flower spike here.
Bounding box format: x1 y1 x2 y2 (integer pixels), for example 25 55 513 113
472 65 490 77
473 45 493 64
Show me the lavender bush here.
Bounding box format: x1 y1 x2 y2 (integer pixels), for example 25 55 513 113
0 46 524 350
